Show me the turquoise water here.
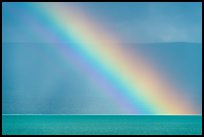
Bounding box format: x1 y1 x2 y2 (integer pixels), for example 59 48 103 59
2 115 202 135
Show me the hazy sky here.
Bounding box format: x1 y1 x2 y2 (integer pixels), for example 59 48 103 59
3 2 202 43
2 2 202 114
76 2 202 43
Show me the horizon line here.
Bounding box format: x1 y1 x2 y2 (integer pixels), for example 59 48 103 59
2 114 202 116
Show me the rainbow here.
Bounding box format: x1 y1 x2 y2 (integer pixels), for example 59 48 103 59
17 3 196 114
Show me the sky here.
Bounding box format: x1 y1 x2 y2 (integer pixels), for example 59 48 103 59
2 2 202 114
3 2 202 43
75 2 202 43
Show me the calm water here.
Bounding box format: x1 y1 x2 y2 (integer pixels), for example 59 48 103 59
2 115 202 135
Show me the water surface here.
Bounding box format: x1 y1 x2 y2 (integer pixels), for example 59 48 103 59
2 115 202 135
